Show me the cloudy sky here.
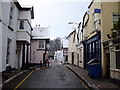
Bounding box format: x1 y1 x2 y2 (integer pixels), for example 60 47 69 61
18 0 91 40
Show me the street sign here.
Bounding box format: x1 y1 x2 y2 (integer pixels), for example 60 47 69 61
94 9 101 13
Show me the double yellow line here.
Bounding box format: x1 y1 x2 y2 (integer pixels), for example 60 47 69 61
70 71 89 90
14 70 34 90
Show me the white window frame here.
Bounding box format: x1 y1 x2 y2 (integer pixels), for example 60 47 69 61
112 13 120 29
93 13 98 30
113 13 120 22
38 40 45 49
9 2 14 26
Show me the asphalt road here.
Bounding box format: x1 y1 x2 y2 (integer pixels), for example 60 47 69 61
3 61 87 89
18 61 86 89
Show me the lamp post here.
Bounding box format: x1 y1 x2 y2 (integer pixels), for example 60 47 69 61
44 39 50 67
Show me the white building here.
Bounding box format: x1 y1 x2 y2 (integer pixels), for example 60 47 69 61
62 38 68 64
54 50 63 63
1 0 34 72
67 30 78 65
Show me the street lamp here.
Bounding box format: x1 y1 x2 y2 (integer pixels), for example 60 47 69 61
68 21 81 42
68 22 78 25
44 39 50 67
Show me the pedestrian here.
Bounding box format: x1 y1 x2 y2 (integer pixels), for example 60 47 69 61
40 61 42 67
48 59 50 67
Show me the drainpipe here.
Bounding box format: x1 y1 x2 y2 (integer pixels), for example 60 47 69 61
21 42 25 70
26 43 30 69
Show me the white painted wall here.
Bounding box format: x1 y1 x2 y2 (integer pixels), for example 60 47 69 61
17 30 30 42
68 31 77 65
32 27 50 38
0 1 2 72
2 2 19 71
54 50 63 63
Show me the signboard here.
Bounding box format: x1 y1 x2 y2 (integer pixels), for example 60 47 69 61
94 9 101 13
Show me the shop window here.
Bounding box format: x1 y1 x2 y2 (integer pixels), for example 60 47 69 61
116 45 120 69
96 40 101 63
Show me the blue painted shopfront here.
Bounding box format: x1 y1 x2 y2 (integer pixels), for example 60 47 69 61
84 33 101 70
83 33 101 78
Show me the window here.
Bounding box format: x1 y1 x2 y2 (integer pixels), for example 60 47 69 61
112 14 120 29
96 40 101 62
6 39 11 64
116 45 120 69
38 40 45 49
93 13 98 30
113 14 120 22
19 21 24 29
9 3 14 26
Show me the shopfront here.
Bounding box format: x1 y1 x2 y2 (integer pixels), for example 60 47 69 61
84 33 101 70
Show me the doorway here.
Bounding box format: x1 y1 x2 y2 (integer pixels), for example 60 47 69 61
72 52 74 64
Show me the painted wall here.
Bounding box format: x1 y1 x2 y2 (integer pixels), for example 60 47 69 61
86 1 119 77
0 1 2 72
1 1 33 72
100 2 119 77
31 40 45 64
68 31 77 65
2 2 19 71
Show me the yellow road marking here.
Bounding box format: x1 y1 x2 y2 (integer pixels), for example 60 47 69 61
14 70 34 90
70 70 89 90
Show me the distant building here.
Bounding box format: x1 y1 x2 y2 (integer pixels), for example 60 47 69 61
54 50 63 63
0 0 34 72
62 38 68 64
31 26 50 65
63 48 68 64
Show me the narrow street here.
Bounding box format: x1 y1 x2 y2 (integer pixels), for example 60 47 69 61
3 61 87 89
18 61 86 89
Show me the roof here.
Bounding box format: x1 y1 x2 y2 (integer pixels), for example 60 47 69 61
67 30 76 39
32 27 50 40
32 37 50 40
88 0 94 9
13 0 34 19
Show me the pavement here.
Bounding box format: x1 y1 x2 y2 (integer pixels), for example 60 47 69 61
65 64 120 90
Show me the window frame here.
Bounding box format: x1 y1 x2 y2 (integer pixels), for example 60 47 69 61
37 40 45 49
93 13 98 30
9 2 14 26
19 20 24 29
6 38 11 64
115 45 120 69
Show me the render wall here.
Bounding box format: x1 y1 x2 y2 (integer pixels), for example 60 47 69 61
31 40 45 64
2 2 19 71
68 32 77 65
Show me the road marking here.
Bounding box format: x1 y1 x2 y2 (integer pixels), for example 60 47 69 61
14 70 34 90
69 70 90 90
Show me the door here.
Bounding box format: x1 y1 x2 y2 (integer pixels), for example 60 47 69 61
72 52 74 64
43 53 45 64
106 52 110 78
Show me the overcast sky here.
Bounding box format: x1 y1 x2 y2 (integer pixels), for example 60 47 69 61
18 0 91 40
